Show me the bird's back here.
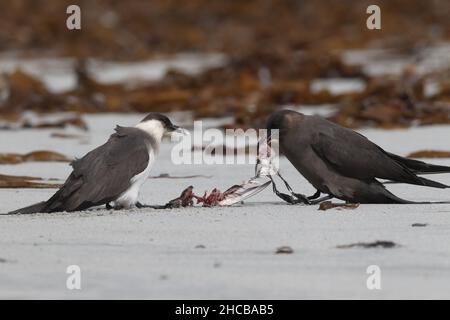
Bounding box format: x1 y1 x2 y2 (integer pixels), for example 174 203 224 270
42 126 153 212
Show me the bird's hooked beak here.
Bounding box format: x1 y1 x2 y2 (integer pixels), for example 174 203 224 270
166 124 190 138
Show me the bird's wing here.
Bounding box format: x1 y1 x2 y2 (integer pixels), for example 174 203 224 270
46 127 150 211
309 127 422 184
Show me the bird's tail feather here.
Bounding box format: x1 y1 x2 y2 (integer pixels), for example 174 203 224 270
388 153 450 174
415 176 449 189
7 201 48 215
383 175 449 189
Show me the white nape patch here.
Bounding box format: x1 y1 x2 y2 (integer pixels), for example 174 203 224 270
135 119 165 141
113 149 156 209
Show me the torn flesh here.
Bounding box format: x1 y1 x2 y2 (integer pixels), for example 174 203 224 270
161 175 272 208
194 135 277 206
215 135 316 206
153 134 311 208
150 136 275 208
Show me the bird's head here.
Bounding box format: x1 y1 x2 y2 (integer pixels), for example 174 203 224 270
266 109 303 139
136 113 189 141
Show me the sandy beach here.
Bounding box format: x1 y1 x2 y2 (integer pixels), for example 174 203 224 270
1 114 450 299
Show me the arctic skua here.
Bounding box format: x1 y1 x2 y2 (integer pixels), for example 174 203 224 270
8 113 188 214
266 110 450 204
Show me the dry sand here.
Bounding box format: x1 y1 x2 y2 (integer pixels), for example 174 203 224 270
1 114 450 299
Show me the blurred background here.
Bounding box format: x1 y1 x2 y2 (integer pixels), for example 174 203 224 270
2 1 450 299
0 0 450 130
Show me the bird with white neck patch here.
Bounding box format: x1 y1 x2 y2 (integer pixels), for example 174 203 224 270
8 113 189 214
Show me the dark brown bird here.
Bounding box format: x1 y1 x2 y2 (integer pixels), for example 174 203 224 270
267 110 450 204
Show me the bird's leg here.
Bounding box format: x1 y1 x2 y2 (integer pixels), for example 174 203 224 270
310 194 334 205
106 202 113 210
307 189 321 200
275 172 311 204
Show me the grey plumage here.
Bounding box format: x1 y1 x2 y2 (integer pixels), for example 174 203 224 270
267 110 450 204
9 126 155 214
8 113 188 215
